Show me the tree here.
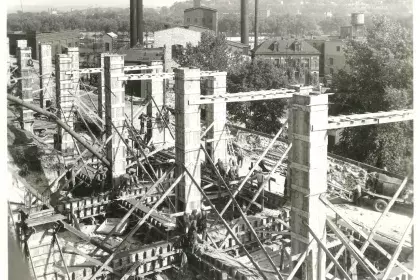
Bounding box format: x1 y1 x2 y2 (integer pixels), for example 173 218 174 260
227 59 290 134
330 15 413 174
175 32 242 72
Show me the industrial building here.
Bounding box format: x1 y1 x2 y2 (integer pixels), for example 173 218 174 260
7 29 80 60
6 1 414 280
184 0 218 34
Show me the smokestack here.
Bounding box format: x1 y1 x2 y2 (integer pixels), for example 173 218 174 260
137 0 144 46
254 0 259 49
194 0 201 7
241 0 249 45
130 0 137 47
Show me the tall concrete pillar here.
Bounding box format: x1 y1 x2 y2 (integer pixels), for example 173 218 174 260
174 68 202 212
17 47 34 133
98 53 107 121
104 55 127 186
55 54 75 158
39 44 52 108
147 77 165 146
205 73 228 163
17 40 27 49
289 93 328 280
240 0 249 45
6 38 10 74
66 47 80 96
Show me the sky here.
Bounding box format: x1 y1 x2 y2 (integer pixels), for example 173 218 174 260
7 0 188 12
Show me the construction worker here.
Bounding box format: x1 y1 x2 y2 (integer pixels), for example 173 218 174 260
197 209 208 242
128 168 138 187
98 166 108 194
139 113 147 135
216 158 227 179
259 160 269 173
251 169 266 189
353 184 362 206
188 220 198 253
237 148 244 168
228 160 238 181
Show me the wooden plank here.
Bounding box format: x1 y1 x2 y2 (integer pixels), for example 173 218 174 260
26 214 66 227
63 244 119 276
60 221 113 254
349 174 411 271
120 261 144 280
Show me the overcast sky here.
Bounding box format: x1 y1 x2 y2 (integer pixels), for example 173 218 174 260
8 0 187 11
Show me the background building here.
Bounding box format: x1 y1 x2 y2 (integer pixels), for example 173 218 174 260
7 30 80 61
103 32 118 52
254 38 320 85
184 0 218 33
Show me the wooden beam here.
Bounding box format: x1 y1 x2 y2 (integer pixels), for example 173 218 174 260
120 261 144 280
304 221 352 280
86 172 184 280
26 242 38 280
54 233 71 280
286 240 314 280
90 166 174 256
182 164 270 280
60 221 113 254
381 218 414 280
200 121 214 139
63 244 119 276
326 245 346 274
349 174 411 272
210 121 286 228
326 218 378 279
7 94 111 167
320 195 413 276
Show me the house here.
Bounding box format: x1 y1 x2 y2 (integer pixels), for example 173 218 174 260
184 0 218 33
254 38 321 85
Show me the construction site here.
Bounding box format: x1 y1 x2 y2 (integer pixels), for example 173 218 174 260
6 1 415 280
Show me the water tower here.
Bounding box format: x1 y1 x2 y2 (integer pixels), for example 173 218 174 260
351 13 365 38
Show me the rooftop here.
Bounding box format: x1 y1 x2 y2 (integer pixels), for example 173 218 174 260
254 38 321 56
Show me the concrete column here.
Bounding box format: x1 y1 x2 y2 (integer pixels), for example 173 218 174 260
66 47 80 96
289 93 328 280
55 54 75 158
104 55 127 187
39 44 52 108
17 47 34 133
205 73 228 164
98 53 107 120
147 77 165 146
17 40 27 49
6 38 10 74
174 68 202 212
